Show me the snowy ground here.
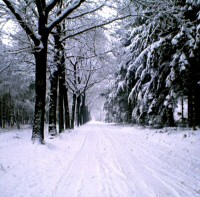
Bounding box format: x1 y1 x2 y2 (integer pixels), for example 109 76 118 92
0 121 200 197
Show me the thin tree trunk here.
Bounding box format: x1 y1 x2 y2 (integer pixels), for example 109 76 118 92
195 86 200 126
71 93 77 129
167 107 175 127
85 106 90 123
187 56 197 129
71 58 77 129
48 70 58 136
60 15 71 130
80 93 86 125
64 87 70 129
181 97 184 123
76 95 81 127
2 95 6 128
10 102 15 127
59 43 67 133
187 77 199 128
15 110 20 129
0 97 2 128
58 77 64 133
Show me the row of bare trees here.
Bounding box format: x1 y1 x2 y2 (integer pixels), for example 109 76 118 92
1 0 131 143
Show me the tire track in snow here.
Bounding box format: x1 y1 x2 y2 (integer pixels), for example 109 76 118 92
113 129 200 196
102 128 165 197
95 124 135 197
51 129 89 197
104 126 199 197
51 124 135 197
51 128 106 197
51 122 200 197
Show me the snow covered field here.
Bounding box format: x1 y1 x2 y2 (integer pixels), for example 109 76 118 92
0 121 200 197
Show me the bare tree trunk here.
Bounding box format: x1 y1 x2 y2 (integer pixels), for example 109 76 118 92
48 70 58 136
181 97 184 123
64 87 70 129
188 85 196 128
76 95 81 127
71 57 78 129
195 86 200 126
58 77 64 133
2 95 6 128
80 97 84 125
80 93 86 125
10 101 15 127
32 39 48 143
166 107 175 127
15 109 20 129
85 106 90 123
61 21 71 130
71 93 77 129
187 56 200 129
49 16 71 134
0 97 2 128
188 84 200 128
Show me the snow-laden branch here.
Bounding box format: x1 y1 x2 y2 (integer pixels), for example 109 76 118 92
46 0 59 15
67 4 104 20
46 0 86 32
5 47 33 54
23 0 39 18
0 64 11 74
66 49 114 60
61 14 134 42
36 0 45 17
82 77 106 94
2 0 40 46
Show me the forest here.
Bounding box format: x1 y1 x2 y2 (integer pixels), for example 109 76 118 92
0 1 200 196
0 0 200 143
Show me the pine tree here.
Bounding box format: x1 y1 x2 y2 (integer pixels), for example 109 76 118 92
104 0 200 127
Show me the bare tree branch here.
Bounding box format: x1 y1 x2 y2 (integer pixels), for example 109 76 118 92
46 0 59 15
0 64 11 74
67 4 104 20
61 14 134 42
35 0 47 19
2 0 40 45
46 0 86 32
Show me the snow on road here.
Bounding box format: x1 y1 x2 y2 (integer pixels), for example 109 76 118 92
0 121 200 197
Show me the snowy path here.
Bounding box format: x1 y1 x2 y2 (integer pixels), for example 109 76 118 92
51 122 200 197
0 122 200 197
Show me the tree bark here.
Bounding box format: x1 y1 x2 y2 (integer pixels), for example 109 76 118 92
187 55 200 128
0 97 2 128
71 93 77 129
32 39 48 143
181 97 184 123
166 107 175 127
58 76 64 133
80 93 86 125
48 70 58 136
64 87 71 129
76 95 81 127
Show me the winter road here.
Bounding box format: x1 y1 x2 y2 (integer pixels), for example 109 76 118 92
51 122 200 197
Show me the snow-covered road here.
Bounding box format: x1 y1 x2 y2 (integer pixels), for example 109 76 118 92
0 122 200 197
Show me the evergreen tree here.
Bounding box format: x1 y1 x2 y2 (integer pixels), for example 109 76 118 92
104 0 200 127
